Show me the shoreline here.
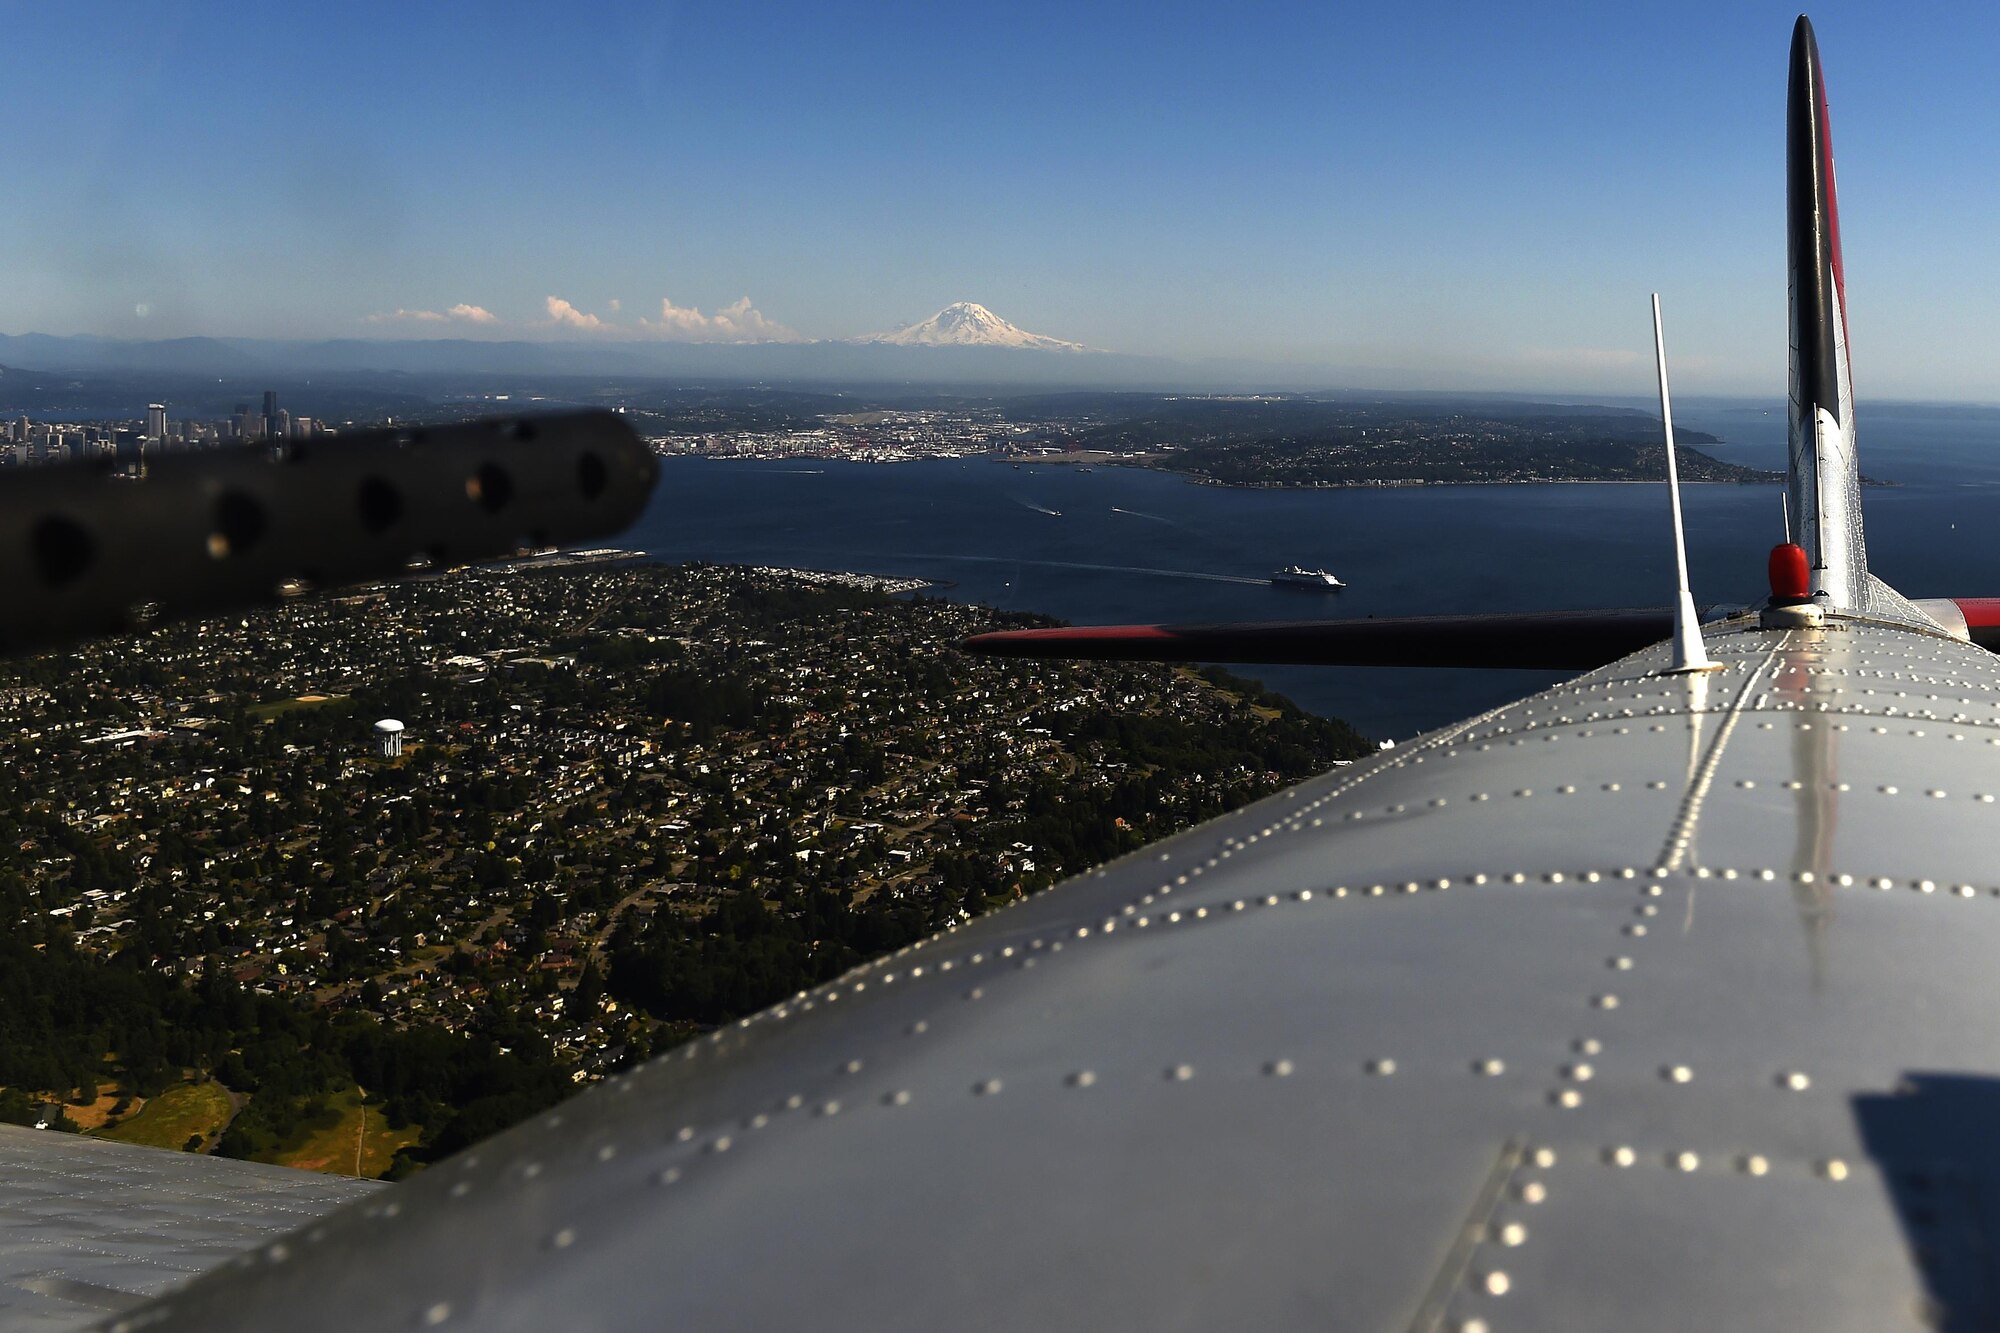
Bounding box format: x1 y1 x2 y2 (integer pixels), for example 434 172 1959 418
675 451 1800 488
739 565 950 596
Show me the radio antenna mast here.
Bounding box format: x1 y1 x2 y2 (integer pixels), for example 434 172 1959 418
1652 294 1717 673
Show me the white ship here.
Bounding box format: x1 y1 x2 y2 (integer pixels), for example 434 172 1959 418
1270 565 1345 590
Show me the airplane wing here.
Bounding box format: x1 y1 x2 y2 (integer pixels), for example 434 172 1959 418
94 616 2000 1331
0 1125 375 1329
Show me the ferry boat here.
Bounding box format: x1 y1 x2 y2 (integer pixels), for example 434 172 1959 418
1270 566 1345 590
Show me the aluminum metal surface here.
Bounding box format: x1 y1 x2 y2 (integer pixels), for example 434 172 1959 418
101 614 2000 1331
0 1126 375 1332
0 411 654 654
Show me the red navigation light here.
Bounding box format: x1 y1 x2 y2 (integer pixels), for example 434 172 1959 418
1769 543 1812 603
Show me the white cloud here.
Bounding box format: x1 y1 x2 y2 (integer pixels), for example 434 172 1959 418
368 304 498 326
545 296 608 330
640 294 799 343
368 293 800 342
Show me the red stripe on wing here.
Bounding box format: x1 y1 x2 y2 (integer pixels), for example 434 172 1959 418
964 609 1680 671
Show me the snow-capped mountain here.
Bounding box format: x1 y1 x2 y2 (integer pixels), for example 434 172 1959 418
853 302 1088 352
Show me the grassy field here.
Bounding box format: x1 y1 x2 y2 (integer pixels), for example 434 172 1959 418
266 1086 423 1178
96 1081 235 1152
64 1082 129 1131
1178 666 1283 720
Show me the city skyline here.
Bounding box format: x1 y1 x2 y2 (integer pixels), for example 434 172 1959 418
9 4 2000 398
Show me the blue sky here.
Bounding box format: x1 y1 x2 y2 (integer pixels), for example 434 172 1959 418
8 2 2000 398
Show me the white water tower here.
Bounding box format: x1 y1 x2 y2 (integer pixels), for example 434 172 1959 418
374 718 405 758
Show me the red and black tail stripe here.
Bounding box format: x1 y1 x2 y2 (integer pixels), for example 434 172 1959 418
1789 15 1847 426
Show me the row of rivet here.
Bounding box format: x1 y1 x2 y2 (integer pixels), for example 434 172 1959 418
1108 864 2000 946
1457 1147 1560 1321
702 851 2000 1063
630 1050 1557 1199
1593 1144 1848 1178
1095 706 1529 919
1460 846 1846 1329
777 746 1389 1015
654 634 2000 1061
1461 701 2000 746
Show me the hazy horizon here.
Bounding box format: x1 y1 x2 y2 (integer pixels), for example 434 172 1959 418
12 4 2000 399
17 331 2000 411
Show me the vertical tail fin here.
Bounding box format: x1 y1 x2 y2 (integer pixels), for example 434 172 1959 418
1787 14 1867 609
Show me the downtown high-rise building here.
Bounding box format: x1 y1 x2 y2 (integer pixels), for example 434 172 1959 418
145 404 167 440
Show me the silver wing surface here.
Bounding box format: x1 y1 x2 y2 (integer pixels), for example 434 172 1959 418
0 1126 374 1331
100 613 2000 1330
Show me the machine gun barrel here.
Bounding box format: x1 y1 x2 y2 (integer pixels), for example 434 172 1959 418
0 410 655 653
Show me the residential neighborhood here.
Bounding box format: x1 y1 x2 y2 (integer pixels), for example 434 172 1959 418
0 561 1367 1169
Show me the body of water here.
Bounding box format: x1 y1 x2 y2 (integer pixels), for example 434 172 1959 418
628 401 2000 739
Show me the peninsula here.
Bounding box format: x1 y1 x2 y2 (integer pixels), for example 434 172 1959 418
991 395 1778 487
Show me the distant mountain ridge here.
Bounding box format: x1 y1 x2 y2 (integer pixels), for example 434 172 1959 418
0 302 1093 382
852 302 1088 352
0 329 1182 391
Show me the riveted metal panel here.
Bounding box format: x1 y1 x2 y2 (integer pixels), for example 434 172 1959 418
0 1126 375 1332
1452 1151 1919 1331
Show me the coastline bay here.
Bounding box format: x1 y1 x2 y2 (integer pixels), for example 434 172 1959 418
630 401 2000 739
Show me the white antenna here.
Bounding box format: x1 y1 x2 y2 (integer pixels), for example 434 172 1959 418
1652 294 1716 673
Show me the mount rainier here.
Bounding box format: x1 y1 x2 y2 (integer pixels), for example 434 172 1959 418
851 302 1089 352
